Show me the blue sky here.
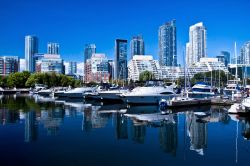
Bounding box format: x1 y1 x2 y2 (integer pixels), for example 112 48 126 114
0 0 250 65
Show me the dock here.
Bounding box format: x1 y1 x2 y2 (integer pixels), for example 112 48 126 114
166 98 211 108
0 88 30 94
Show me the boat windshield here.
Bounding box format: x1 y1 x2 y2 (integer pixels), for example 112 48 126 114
145 80 164 87
192 88 211 92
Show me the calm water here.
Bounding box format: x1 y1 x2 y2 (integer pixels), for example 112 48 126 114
0 95 250 166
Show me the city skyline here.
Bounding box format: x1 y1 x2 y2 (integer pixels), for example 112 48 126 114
1 0 250 65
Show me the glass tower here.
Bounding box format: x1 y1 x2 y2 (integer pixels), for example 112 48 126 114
25 35 38 72
130 35 145 59
158 20 177 66
47 42 59 54
84 44 96 63
114 39 128 80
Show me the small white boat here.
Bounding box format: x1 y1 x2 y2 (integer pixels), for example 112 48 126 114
228 103 249 114
242 97 250 111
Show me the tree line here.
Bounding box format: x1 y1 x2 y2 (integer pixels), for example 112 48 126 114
0 71 82 88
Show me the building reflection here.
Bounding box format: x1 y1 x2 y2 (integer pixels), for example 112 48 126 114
159 114 178 156
240 117 250 140
40 108 65 136
115 113 128 139
186 112 207 156
24 111 38 142
82 106 109 132
0 108 20 125
131 124 146 144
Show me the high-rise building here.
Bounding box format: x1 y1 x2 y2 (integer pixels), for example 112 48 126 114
186 22 207 66
240 41 250 65
114 39 128 80
25 35 38 72
47 42 59 54
159 20 177 66
216 51 230 67
85 53 110 83
0 56 19 76
68 61 77 74
130 35 145 59
84 44 96 63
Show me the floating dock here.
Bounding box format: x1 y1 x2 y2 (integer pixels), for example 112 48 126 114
166 98 211 108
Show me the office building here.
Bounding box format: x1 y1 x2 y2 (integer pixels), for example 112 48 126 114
240 41 250 65
0 56 19 76
130 35 145 59
114 39 128 80
68 61 77 74
85 53 110 83
47 42 59 54
216 51 230 67
36 54 64 74
25 35 38 72
186 22 207 66
84 44 96 63
159 20 177 66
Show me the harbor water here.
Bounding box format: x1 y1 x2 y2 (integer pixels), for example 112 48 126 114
0 95 250 166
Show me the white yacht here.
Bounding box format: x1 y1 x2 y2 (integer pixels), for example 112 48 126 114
224 80 242 96
38 89 53 96
98 89 129 101
120 81 176 105
242 97 250 111
64 87 96 98
188 82 214 98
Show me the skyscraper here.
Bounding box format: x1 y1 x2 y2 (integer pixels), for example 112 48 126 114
114 39 128 80
84 44 96 63
47 42 59 54
25 35 38 72
186 22 207 66
130 35 145 58
158 20 177 66
240 41 250 65
68 61 77 74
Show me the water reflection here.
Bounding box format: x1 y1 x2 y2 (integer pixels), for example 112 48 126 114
0 94 250 162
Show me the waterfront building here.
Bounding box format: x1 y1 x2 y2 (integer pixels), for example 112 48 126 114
68 61 77 74
25 35 38 72
84 44 96 63
0 56 19 76
186 22 207 66
216 51 230 67
128 55 160 81
19 58 26 72
47 42 59 55
36 54 64 74
85 53 110 83
240 41 250 65
130 35 145 59
159 20 177 66
114 39 128 81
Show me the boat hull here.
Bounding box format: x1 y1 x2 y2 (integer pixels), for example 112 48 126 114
121 95 175 105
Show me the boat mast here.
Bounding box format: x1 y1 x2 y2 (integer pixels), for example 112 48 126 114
235 42 238 81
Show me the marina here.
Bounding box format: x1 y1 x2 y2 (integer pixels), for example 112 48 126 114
0 94 250 166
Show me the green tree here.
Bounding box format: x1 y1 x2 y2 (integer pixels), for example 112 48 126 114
139 71 155 82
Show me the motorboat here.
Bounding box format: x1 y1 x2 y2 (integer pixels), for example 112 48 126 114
228 103 250 114
31 84 47 94
98 89 129 101
64 87 97 98
224 80 242 96
120 80 176 105
188 82 214 98
38 89 53 96
242 97 250 111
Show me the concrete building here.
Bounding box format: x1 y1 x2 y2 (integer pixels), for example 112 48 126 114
186 22 207 66
25 35 38 72
0 56 19 76
114 39 128 81
47 42 59 55
159 20 177 66
85 54 110 83
128 55 160 81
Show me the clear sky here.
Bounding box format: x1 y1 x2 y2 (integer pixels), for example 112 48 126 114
0 0 250 65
